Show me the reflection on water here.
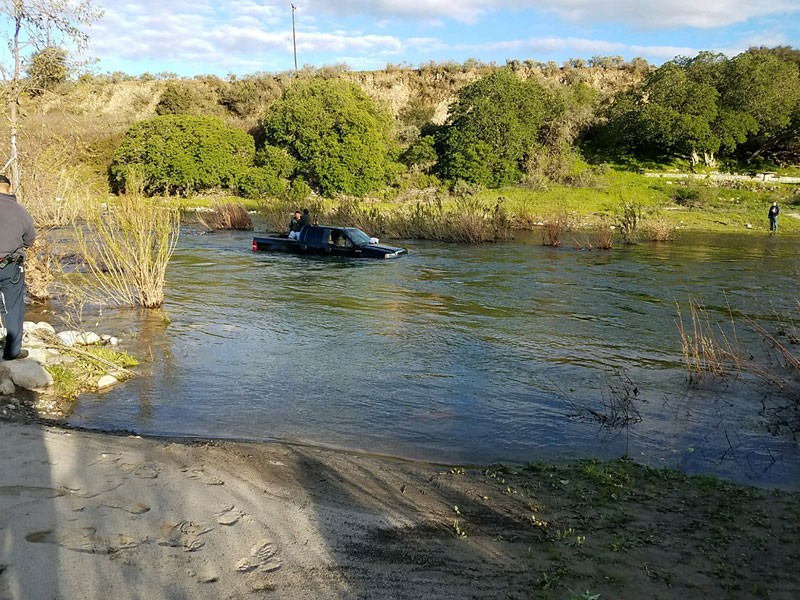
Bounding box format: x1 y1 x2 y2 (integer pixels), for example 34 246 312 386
49 229 800 488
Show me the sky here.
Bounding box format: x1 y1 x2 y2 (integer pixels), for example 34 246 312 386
22 1 800 77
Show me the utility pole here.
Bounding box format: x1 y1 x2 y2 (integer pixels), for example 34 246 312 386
291 3 298 72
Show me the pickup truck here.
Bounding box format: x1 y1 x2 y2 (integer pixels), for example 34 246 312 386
252 225 407 259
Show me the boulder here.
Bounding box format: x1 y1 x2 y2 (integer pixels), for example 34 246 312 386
35 321 56 334
57 330 80 347
76 332 102 346
97 374 119 390
0 378 14 395
0 360 53 390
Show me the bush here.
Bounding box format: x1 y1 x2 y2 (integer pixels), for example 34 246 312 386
261 78 396 197
156 82 203 115
198 202 253 231
437 69 556 187
237 167 286 199
109 115 255 195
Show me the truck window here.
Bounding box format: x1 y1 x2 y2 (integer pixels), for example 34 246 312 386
303 227 324 246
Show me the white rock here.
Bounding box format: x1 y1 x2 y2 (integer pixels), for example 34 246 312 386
23 321 37 333
26 348 52 365
97 374 119 389
35 321 56 334
0 378 15 395
22 334 47 348
0 360 53 390
57 330 80 347
100 334 120 346
76 332 102 346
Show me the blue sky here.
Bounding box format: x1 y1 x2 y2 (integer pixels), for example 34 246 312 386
49 1 800 76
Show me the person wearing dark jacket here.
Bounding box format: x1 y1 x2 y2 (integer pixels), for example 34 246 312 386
0 174 36 360
768 202 780 232
298 208 311 228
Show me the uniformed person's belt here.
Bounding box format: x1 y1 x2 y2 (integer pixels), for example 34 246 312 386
0 255 23 268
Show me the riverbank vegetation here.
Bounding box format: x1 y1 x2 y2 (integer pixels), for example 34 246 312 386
2 45 798 306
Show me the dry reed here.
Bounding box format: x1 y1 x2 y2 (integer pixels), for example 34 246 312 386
74 191 180 308
542 211 569 247
197 202 253 231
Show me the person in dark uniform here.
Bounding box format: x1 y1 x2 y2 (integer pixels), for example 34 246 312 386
0 174 36 360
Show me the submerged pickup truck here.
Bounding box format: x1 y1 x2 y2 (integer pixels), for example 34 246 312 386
252 225 408 259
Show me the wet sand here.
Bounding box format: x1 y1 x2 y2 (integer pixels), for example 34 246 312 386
1 420 798 599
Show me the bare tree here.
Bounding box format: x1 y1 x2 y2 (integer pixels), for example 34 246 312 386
0 0 102 195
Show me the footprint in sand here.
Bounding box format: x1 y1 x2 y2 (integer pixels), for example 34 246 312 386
97 494 151 515
187 468 225 486
119 462 160 479
235 540 282 573
214 505 245 526
158 521 213 552
0 485 66 500
25 528 147 554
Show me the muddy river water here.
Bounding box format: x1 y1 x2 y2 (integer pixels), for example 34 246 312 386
49 228 800 488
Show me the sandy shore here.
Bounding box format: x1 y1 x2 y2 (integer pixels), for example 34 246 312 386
1 420 798 599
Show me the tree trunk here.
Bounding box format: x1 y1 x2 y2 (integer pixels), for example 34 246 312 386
8 4 22 194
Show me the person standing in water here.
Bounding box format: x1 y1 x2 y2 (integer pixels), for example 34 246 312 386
768 201 780 233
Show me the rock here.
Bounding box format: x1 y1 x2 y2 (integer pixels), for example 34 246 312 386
35 321 56 334
0 360 53 390
101 334 120 346
22 334 47 348
26 348 53 365
0 378 15 395
57 330 80 347
97 375 119 389
76 332 102 346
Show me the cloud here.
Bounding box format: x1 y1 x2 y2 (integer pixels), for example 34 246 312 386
457 36 697 62
298 0 800 29
85 0 799 76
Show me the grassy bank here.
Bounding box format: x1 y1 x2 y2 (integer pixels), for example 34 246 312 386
180 168 800 239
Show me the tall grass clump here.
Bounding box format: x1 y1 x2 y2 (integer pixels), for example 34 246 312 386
594 220 614 249
675 298 737 382
331 196 390 237
198 202 253 231
617 200 641 244
676 297 800 430
391 196 513 243
642 212 677 242
75 189 180 308
542 211 569 246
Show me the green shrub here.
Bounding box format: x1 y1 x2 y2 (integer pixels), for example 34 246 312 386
109 115 255 195
237 167 286 199
436 69 556 187
261 78 396 197
156 82 202 115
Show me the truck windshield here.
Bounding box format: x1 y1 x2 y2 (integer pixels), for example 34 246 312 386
344 228 372 246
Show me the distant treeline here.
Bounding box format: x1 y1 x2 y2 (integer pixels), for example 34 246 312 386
27 46 800 199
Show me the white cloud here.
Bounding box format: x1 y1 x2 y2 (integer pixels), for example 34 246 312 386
83 0 799 75
298 0 800 29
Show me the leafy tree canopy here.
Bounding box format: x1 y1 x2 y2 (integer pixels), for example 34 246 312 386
599 47 799 165
25 46 69 95
436 69 556 187
261 78 395 197
109 115 255 195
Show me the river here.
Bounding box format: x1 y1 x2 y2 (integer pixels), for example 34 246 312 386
49 228 800 488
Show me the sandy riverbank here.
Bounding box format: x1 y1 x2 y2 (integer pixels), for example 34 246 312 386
1 420 798 599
